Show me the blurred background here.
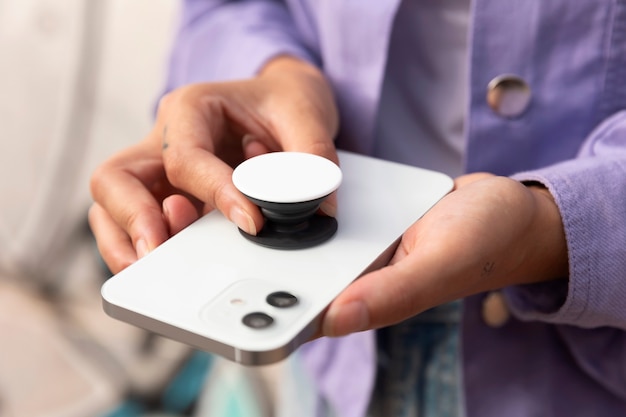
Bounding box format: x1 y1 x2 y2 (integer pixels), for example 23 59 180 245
1 0 178 275
0 2 294 415
0 1 201 416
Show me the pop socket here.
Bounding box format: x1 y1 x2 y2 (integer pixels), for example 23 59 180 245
232 152 342 249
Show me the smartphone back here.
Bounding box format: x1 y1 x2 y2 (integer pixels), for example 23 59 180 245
101 151 453 365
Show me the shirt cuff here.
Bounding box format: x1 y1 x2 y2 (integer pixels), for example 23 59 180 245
503 279 568 320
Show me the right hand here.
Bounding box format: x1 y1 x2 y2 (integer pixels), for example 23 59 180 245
89 57 339 274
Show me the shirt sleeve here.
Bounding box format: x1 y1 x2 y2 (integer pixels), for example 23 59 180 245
165 0 319 90
502 111 626 399
505 110 626 330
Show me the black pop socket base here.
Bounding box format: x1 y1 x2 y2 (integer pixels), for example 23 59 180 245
238 195 338 250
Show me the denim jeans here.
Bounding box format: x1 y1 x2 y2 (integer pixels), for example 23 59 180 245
367 301 462 417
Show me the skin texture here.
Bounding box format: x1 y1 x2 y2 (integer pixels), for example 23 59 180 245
322 174 568 336
89 56 568 338
89 57 338 270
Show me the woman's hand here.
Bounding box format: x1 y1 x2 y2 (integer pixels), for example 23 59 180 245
322 173 569 337
89 57 339 274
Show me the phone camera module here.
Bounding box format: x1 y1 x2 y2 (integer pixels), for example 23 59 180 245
242 312 274 329
266 291 298 308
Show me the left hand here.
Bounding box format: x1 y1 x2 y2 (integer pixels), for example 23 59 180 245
88 57 339 273
321 173 569 337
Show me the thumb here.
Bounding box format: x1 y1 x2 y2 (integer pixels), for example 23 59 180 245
321 257 447 337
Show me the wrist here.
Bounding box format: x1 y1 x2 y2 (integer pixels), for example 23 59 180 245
523 182 569 283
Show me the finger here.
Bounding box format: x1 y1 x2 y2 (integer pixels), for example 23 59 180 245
320 265 395 337
264 94 340 217
162 194 201 235
258 56 339 163
274 116 339 165
88 203 138 274
160 97 264 236
280 128 340 217
163 142 263 235
280 139 340 218
321 252 454 337
90 144 171 253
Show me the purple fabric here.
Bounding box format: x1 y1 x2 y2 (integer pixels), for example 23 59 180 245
298 333 376 417
166 0 318 85
166 1 626 416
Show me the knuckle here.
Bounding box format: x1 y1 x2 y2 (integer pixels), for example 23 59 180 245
158 83 216 116
206 179 230 211
157 86 197 118
89 147 131 201
122 202 153 235
89 163 111 201
156 89 182 116
198 93 225 114
87 203 100 229
105 251 134 275
161 147 188 189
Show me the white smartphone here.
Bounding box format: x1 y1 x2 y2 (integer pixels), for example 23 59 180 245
101 151 453 365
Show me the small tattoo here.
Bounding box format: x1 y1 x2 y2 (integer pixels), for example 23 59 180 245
162 125 169 150
481 261 495 278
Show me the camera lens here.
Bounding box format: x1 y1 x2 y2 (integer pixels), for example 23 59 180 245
266 291 298 308
242 312 274 329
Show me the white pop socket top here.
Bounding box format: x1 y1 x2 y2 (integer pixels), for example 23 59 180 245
232 152 342 203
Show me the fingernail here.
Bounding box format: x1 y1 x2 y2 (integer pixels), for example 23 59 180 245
136 238 149 259
323 301 369 337
230 207 257 236
162 199 171 218
241 134 256 148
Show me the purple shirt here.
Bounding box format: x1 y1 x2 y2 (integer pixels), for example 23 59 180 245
166 1 626 416
374 0 470 179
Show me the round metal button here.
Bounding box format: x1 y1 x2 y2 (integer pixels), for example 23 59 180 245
486 74 531 118
481 291 510 328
